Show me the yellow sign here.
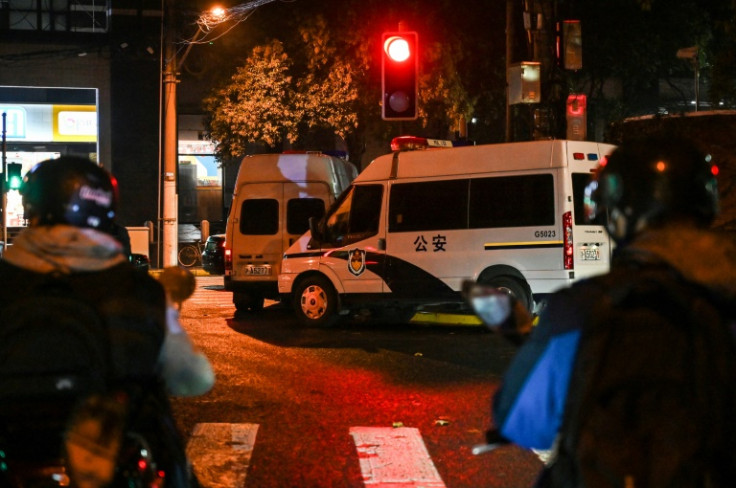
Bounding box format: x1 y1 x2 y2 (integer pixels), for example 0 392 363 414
53 105 97 142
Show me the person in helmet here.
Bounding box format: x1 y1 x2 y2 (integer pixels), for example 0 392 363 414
0 156 214 486
484 136 736 487
583 137 720 246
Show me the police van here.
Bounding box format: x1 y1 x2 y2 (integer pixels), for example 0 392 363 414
278 138 616 327
225 152 358 312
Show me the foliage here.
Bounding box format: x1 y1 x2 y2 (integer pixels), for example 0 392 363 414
203 39 295 160
202 1 480 164
417 41 474 138
203 18 364 161
292 18 363 148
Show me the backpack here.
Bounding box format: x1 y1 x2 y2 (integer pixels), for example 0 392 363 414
544 265 736 488
0 267 195 488
0 273 112 460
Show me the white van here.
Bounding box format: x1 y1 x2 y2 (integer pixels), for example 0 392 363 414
225 152 358 312
278 139 617 327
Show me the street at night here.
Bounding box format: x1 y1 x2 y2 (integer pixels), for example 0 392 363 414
171 276 542 487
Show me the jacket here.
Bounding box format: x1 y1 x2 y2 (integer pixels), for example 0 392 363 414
492 224 736 450
1 225 214 397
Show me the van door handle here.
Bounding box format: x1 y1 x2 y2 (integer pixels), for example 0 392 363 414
378 238 386 251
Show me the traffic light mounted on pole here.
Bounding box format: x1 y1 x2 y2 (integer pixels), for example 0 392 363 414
6 162 22 190
381 31 418 121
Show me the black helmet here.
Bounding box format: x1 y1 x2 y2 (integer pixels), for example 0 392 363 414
584 137 718 244
21 156 118 231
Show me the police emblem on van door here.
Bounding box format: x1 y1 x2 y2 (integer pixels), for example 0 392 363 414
349 249 366 276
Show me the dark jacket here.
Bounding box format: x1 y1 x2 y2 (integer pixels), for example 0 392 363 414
0 259 166 381
492 224 736 450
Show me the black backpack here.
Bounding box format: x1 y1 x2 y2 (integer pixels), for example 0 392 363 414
544 265 736 488
0 273 113 460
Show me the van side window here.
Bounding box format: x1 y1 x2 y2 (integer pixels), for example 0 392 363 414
469 174 555 228
240 198 279 235
389 180 468 232
324 184 383 246
287 198 325 235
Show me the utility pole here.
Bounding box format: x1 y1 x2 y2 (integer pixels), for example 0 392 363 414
161 0 178 267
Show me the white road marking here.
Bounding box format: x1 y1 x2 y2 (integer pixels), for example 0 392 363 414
184 277 234 308
350 426 446 487
186 422 259 488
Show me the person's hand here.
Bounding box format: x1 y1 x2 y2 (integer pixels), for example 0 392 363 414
157 267 195 309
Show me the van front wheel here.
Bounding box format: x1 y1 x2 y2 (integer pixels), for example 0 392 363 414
293 276 338 328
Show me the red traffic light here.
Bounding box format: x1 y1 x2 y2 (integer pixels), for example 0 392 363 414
384 36 411 62
381 31 418 121
566 94 587 140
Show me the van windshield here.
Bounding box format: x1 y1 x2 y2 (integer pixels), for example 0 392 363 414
323 184 383 247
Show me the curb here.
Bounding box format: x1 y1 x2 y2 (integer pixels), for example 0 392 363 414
148 268 216 278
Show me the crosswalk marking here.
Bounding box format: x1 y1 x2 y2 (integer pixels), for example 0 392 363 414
183 277 234 308
350 426 446 487
186 424 446 487
186 422 259 488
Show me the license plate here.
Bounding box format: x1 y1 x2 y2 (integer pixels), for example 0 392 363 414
244 265 272 276
580 247 601 261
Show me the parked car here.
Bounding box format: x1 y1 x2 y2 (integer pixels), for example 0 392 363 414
202 234 226 275
130 253 151 272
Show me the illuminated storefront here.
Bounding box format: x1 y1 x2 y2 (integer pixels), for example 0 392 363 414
177 138 222 224
1 100 98 229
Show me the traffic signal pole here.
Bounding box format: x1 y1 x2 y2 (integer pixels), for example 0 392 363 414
2 112 7 249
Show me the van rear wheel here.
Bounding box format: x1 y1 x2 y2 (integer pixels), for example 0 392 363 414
293 276 338 328
482 276 531 312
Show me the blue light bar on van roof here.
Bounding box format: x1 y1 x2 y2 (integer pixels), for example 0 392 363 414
572 152 599 161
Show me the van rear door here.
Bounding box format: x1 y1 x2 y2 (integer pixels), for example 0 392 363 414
567 142 615 280
230 182 282 280
231 182 332 281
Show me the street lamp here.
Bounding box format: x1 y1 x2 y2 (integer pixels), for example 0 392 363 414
160 0 278 268
160 2 226 268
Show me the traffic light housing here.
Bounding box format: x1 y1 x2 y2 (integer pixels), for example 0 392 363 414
566 94 587 140
6 163 22 190
381 31 418 121
562 20 582 70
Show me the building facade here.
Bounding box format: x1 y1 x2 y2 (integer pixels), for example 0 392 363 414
0 0 220 263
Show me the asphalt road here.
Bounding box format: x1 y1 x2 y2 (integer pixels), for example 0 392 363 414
170 275 542 488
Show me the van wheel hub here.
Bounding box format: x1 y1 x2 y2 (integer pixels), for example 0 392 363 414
300 285 328 319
